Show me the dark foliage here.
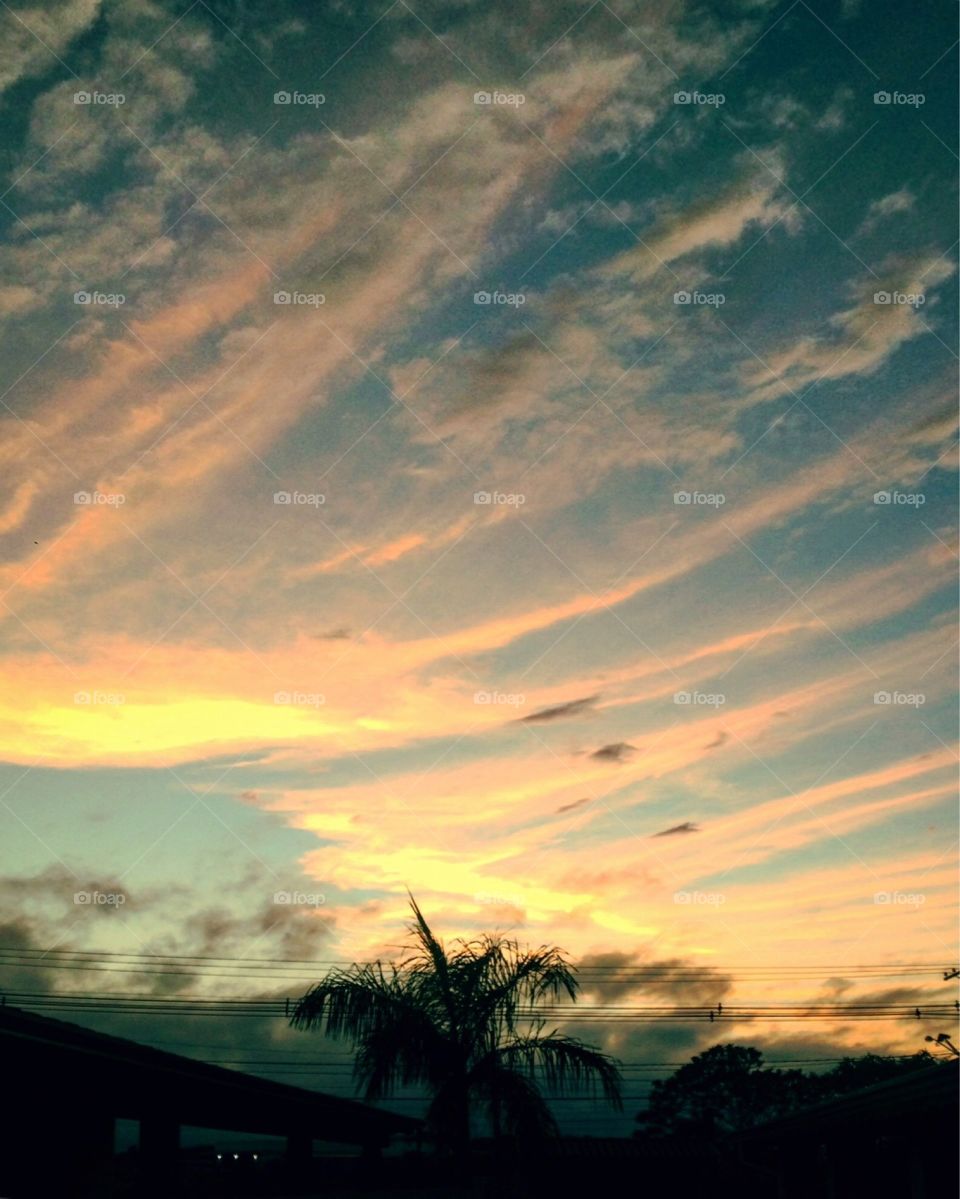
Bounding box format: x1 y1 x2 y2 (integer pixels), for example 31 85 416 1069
292 897 623 1155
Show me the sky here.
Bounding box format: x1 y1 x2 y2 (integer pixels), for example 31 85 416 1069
0 0 957 1134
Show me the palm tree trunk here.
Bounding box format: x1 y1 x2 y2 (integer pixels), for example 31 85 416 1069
446 1076 472 1173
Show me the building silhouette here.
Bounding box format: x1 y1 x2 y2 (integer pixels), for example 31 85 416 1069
0 1003 418 1196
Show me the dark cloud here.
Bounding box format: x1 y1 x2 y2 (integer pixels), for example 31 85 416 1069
602 1020 728 1070
638 960 733 1007
436 331 545 428
180 897 334 963
576 951 643 1003
704 730 728 749
0 918 61 994
316 627 351 640
0 864 335 1003
0 923 359 1100
0 864 135 914
807 983 954 1023
821 976 855 999
556 797 590 814
576 952 733 1008
652 821 700 837
905 401 958 443
567 956 736 1100
521 695 599 723
750 1032 871 1065
589 742 636 763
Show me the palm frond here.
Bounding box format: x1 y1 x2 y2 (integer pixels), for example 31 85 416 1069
291 961 447 1101
405 894 458 1031
469 1055 559 1140
290 962 399 1038
494 1030 624 1110
462 941 579 1047
353 1013 446 1100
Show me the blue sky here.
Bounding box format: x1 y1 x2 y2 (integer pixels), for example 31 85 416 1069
0 0 957 1125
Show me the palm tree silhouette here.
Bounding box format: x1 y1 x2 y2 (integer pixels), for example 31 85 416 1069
291 897 622 1158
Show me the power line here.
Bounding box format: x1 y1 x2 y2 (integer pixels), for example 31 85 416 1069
0 948 949 987
135 1053 927 1069
3 990 955 1022
126 1038 928 1069
0 947 946 972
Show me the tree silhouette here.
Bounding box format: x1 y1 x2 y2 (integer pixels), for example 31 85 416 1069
636 1044 807 1136
636 1043 940 1138
291 897 622 1157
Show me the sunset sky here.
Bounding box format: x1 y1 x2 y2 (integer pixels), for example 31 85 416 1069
0 0 957 1123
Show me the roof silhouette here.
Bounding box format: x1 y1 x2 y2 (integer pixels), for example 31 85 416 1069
0 1002 418 1144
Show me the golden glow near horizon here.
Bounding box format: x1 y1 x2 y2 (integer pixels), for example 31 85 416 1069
0 0 956 1087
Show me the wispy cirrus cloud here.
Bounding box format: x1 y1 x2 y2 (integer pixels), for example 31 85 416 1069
0 0 955 1083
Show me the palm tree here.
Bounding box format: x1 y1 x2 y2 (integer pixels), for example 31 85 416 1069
291 897 622 1157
